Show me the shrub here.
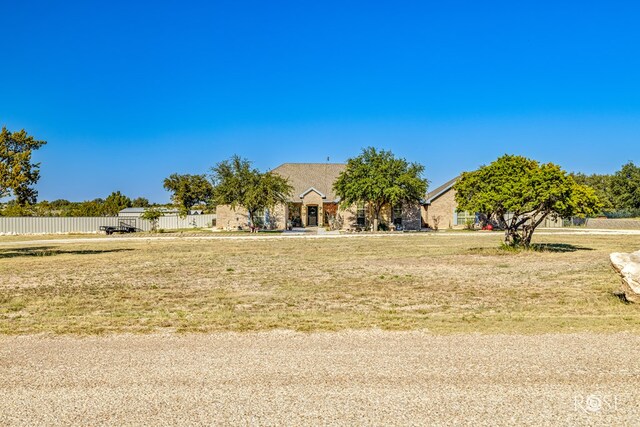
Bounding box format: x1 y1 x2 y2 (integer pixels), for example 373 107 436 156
141 207 163 232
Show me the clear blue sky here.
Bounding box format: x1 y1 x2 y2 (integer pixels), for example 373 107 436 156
2 1 639 203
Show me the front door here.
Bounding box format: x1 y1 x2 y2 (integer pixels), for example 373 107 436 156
307 206 318 226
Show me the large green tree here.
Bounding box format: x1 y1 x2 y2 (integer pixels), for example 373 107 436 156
70 199 107 217
455 155 601 247
104 191 132 215
333 147 428 231
131 197 150 207
163 174 214 216
211 155 292 229
610 162 640 210
0 127 47 204
569 172 613 212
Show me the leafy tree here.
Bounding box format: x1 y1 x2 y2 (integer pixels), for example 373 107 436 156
132 197 150 207
104 191 132 216
0 200 33 216
49 199 72 211
333 147 428 231
611 162 640 210
71 199 107 217
141 207 163 231
163 174 214 216
570 172 613 212
455 155 601 247
0 127 47 204
31 200 53 216
211 155 293 229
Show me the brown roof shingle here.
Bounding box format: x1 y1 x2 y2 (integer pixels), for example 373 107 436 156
270 163 346 202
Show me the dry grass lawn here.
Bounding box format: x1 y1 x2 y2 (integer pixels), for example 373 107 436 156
1 232 639 334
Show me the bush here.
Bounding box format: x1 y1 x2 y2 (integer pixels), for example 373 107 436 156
141 207 163 232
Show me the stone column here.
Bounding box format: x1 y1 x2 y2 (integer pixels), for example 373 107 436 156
281 203 289 230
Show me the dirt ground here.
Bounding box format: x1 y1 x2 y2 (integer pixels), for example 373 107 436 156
2 331 640 426
2 232 640 334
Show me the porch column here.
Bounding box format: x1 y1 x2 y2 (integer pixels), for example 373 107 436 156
301 204 308 227
282 203 289 229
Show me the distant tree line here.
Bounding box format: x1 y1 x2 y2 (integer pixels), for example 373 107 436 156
1 192 162 217
570 161 640 217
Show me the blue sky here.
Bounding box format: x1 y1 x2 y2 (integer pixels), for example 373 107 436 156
2 1 639 202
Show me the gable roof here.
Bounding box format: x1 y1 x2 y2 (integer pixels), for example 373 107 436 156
425 177 459 204
271 163 346 202
299 187 326 199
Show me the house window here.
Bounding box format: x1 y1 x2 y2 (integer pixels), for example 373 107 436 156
288 203 302 227
253 208 265 227
456 211 476 225
392 203 402 226
356 202 366 226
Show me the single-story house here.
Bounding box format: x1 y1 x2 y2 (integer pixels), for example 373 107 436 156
215 163 423 231
216 164 565 232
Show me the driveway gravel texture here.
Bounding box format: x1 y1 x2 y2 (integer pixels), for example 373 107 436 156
2 331 640 426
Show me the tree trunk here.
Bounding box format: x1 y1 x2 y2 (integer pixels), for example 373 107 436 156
504 224 535 248
521 227 534 248
372 205 381 232
248 209 256 233
504 227 521 247
521 213 549 248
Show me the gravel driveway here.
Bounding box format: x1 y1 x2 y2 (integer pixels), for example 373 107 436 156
2 331 640 426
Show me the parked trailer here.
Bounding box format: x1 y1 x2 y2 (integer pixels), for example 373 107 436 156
99 219 139 235
99 225 138 235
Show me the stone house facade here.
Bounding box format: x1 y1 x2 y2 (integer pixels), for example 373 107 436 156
422 177 461 229
215 163 423 231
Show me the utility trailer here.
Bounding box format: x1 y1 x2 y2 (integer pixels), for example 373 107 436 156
100 219 139 235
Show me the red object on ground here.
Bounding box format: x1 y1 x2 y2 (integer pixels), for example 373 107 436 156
485 224 493 231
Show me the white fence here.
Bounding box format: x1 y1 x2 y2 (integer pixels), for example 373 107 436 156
0 214 216 235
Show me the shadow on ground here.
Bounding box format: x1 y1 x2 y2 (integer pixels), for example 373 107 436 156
0 246 134 259
530 243 594 253
612 291 631 304
468 243 594 255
